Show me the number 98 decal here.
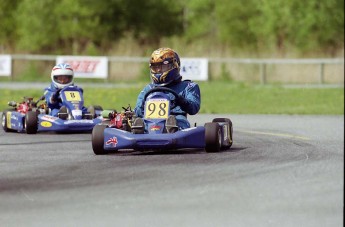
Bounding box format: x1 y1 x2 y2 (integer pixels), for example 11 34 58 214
144 99 169 119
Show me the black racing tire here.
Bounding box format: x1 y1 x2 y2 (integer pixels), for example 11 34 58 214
88 105 103 118
92 124 108 155
212 118 233 148
93 105 103 111
205 122 221 153
1 111 10 132
25 111 38 134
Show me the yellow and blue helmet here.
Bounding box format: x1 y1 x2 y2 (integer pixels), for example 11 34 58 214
149 47 181 86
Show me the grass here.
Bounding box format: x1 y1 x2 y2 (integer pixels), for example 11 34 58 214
199 82 344 114
0 82 343 115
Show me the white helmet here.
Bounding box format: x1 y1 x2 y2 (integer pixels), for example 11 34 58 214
51 63 74 89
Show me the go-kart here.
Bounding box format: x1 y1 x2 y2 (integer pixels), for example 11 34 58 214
1 85 103 134
92 87 233 155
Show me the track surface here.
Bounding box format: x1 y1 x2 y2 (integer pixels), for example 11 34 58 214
0 114 343 227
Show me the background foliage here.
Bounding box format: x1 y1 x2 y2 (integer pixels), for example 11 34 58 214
0 0 343 56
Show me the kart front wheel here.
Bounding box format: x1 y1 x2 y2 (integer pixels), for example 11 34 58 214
205 122 221 153
92 124 108 155
2 111 10 132
88 105 103 119
25 111 38 134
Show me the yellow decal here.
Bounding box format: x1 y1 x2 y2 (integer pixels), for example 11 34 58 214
64 91 81 101
144 99 169 119
41 121 52 127
6 112 12 129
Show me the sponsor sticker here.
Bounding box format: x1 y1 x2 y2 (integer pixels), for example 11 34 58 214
41 121 52 127
106 137 118 147
223 124 228 140
41 115 59 121
10 114 18 121
150 125 161 131
64 120 94 124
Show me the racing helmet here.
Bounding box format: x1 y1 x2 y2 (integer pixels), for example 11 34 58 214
51 63 74 89
149 47 181 86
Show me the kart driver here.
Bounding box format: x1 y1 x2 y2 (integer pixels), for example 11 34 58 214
133 47 201 133
44 63 87 117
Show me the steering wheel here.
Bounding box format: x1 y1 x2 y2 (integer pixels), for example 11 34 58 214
142 87 180 110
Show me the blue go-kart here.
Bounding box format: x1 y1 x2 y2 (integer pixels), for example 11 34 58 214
1 86 103 134
91 87 233 154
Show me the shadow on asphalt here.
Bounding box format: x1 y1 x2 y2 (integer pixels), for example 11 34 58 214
105 146 246 156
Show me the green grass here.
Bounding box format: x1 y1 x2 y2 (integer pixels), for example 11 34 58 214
0 82 343 114
199 82 344 114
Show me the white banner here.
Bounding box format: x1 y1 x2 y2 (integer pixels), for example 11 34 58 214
0 55 11 76
180 58 208 81
56 56 108 79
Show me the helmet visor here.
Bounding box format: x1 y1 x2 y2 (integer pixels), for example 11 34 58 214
150 60 174 74
54 75 73 84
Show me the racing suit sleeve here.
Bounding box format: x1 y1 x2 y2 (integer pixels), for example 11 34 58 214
44 87 60 110
134 84 154 117
178 82 201 115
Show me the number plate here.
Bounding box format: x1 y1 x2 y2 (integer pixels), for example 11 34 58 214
6 112 12 129
64 91 81 101
144 99 169 119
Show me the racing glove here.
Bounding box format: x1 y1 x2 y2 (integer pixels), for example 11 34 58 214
51 90 61 103
108 110 117 119
176 95 189 110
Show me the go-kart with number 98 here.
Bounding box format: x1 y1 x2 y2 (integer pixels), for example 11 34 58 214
92 87 233 154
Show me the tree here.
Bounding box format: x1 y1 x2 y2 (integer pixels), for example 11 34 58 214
183 0 216 41
0 0 21 51
215 0 260 51
14 0 184 53
249 0 344 54
7 0 344 55
122 0 184 44
16 0 60 52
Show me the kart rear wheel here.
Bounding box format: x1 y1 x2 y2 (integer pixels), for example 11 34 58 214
94 105 103 111
205 122 221 153
88 105 103 118
25 111 38 134
212 118 233 149
92 124 108 155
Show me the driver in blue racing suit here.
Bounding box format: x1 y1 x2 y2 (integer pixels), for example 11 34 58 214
44 63 87 117
133 47 201 133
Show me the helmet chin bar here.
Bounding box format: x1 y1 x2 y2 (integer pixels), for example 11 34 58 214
54 81 74 89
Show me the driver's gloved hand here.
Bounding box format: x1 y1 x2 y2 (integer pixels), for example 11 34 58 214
51 90 60 102
176 95 189 110
108 110 117 119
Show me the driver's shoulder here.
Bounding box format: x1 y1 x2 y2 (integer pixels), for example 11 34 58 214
180 80 199 89
45 84 56 92
145 83 155 91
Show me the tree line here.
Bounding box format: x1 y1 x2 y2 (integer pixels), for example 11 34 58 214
0 0 343 56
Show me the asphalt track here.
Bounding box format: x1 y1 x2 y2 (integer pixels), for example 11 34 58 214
0 114 343 227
